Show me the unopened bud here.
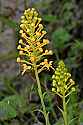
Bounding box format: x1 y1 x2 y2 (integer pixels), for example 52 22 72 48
17 57 21 63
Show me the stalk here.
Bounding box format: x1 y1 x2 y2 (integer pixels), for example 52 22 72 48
34 65 50 125
62 95 68 125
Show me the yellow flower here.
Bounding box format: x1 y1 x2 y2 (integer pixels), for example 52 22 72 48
36 32 41 36
39 48 43 52
30 56 37 63
17 8 53 74
19 51 24 55
43 39 49 44
19 30 23 34
17 57 21 63
17 45 21 50
21 64 31 75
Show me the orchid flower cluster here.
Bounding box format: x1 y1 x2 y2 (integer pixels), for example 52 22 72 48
52 60 75 97
17 8 53 75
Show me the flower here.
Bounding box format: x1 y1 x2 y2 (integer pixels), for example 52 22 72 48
52 60 75 96
17 57 21 63
17 8 53 74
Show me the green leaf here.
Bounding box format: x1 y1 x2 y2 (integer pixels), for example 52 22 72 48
0 102 16 120
0 95 27 120
52 28 71 49
43 15 57 22
3 95 27 113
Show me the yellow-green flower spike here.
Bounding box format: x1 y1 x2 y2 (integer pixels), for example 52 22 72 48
52 60 75 96
17 8 53 75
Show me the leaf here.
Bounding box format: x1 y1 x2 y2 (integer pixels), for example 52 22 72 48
0 95 27 120
3 95 27 113
0 101 16 120
52 27 71 49
43 14 57 22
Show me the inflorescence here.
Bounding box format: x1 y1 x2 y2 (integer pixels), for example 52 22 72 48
17 8 53 75
52 61 75 97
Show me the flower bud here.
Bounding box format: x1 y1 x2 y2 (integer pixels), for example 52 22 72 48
17 57 21 63
19 51 24 55
17 45 21 50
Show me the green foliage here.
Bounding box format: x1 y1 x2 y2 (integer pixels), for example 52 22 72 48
43 15 57 22
0 101 16 120
0 95 27 120
68 40 83 58
65 40 83 68
58 0 77 30
52 28 71 49
44 92 55 114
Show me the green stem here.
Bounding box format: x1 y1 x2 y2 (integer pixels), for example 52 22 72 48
34 65 50 125
63 95 68 125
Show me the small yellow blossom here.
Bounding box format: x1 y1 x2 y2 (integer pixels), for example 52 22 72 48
36 32 41 36
37 42 40 46
19 51 24 55
30 56 36 62
17 57 21 63
21 64 31 75
17 45 21 50
19 30 23 34
26 45 30 49
21 16 25 19
39 48 43 52
45 50 49 54
48 50 53 55
43 39 49 44
19 39 23 44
